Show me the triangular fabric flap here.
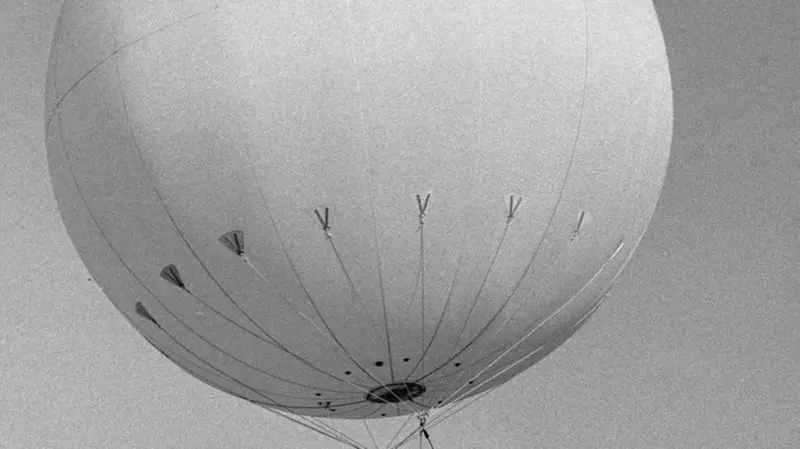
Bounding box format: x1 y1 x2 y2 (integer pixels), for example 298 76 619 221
135 301 160 327
160 264 186 289
219 230 244 256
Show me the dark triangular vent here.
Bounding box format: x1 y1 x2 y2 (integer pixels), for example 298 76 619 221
219 230 244 256
135 301 161 328
160 264 186 290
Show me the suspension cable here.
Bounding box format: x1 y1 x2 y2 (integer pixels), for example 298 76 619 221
418 412 436 449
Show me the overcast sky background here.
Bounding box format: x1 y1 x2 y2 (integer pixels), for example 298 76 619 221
1 0 797 448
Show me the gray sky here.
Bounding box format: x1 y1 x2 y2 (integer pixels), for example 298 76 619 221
1 1 797 448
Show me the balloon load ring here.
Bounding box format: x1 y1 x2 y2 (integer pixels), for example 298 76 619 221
365 382 426 404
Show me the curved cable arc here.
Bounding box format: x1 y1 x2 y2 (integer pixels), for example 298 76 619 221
79 29 420 423
446 221 511 361
55 117 364 448
46 3 232 129
234 3 416 410
145 333 373 403
413 0 592 386
428 241 625 417
110 44 389 398
325 233 385 342
244 256 424 415
363 419 380 449
403 227 468 382
175 275 370 393
53 109 357 399
342 0 396 384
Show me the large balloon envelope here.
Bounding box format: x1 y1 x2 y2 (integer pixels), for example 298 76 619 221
45 0 671 440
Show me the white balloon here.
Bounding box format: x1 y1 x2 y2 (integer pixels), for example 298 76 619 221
46 0 671 423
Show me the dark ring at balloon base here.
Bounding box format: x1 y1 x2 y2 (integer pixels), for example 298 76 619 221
365 383 426 404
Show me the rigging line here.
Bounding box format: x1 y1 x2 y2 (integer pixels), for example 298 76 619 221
373 195 395 383
325 233 384 342
141 294 365 446
449 220 511 359
265 398 368 410
409 391 494 444
140 331 267 401
111 37 323 388
412 0 591 386
240 130 372 388
427 352 546 431
427 294 614 427
330 402 381 421
245 260 420 416
161 331 366 448
46 4 222 129
388 390 490 449
385 411 420 449
150 334 368 403
243 255 397 397
429 0 594 385
412 222 512 384
244 175 387 392
426 0 512 376
54 119 364 438
421 430 435 449
419 297 555 386
244 161 410 408
305 220 424 415
342 0 395 384
416 339 519 385
146 332 370 429
55 129 360 449
112 34 417 447
440 241 623 404
253 388 364 403
428 346 547 428
403 227 468 382
235 24 385 398
268 408 368 449
271 415 360 449
571 292 608 330
386 410 429 449
159 284 351 392
62 21 361 449
363 420 380 449
417 411 436 449
389 420 434 449
422 267 617 389
255 398 378 420
429 243 625 413
179 276 364 393
418 195 427 375
391 430 421 448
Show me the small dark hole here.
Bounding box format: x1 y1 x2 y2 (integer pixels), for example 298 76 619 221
381 413 387 416
468 381 474 384
345 371 352 375
402 357 410 362
454 362 461 367
437 400 443 404
330 408 337 412
315 393 321 396
375 361 384 367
